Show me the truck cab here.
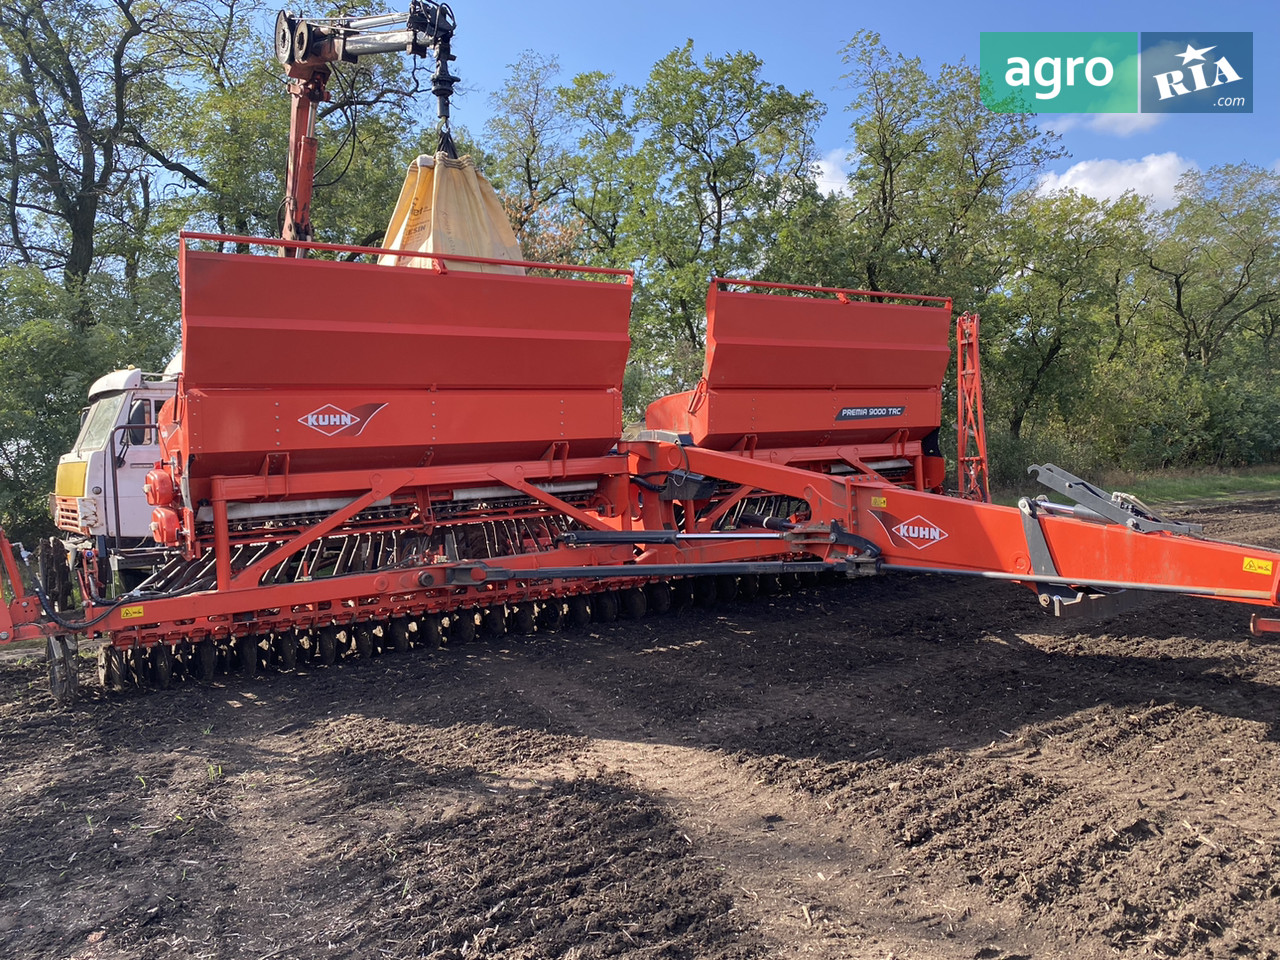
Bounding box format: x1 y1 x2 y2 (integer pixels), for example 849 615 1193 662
50 364 178 594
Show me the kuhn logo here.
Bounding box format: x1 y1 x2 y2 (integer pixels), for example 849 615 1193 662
300 404 361 436
892 515 948 550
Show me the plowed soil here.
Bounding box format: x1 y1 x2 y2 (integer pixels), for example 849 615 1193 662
3 498 1279 959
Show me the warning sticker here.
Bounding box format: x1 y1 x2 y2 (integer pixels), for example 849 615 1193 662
120 605 145 620
871 496 888 508
1243 557 1273 576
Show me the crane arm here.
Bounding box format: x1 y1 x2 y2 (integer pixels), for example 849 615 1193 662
273 3 460 255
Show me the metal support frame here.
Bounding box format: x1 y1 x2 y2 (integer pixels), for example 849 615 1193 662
1029 464 1202 535
956 312 989 502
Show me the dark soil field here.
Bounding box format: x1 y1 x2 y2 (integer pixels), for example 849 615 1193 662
2 498 1279 959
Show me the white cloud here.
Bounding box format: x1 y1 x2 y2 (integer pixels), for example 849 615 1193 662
1040 115 1082 135
1040 113 1163 137
1038 152 1197 209
1087 113 1163 136
814 148 850 196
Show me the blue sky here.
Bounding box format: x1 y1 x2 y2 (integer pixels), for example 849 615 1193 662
438 0 1278 209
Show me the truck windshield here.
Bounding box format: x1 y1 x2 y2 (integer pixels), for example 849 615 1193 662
75 393 125 453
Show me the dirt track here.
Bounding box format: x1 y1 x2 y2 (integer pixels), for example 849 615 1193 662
2 498 1279 959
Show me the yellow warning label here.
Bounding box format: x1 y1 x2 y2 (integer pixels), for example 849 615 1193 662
1243 557 1273 576
120 605 145 620
871 496 888 509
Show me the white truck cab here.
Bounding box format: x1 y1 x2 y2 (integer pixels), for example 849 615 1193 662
53 366 178 542
47 363 179 597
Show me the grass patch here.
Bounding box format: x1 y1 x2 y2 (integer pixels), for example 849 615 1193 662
992 464 1280 507
1099 465 1280 505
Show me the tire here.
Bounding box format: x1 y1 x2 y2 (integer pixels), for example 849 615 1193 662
510 605 537 636
47 636 77 706
592 591 619 623
448 611 476 645
417 615 444 649
389 617 413 653
670 579 694 610
353 624 375 659
566 596 591 629
98 644 127 691
129 645 150 688
275 631 299 671
693 576 718 608
480 606 508 640
536 601 563 634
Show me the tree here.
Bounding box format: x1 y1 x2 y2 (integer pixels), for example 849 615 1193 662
982 189 1149 441
141 0 436 251
0 0 184 325
481 51 584 262
619 43 823 400
0 264 172 542
833 32 1066 302
559 69 636 261
478 43 822 410
1148 164 1280 370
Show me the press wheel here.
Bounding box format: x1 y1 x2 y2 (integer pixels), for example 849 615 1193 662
47 636 77 706
318 626 339 666
150 643 175 690
195 641 218 682
237 635 259 677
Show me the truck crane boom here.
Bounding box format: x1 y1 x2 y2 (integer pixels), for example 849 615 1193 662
273 3 459 255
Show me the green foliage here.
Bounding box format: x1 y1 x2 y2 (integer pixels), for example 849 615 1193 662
1147 164 1280 369
774 31 1065 302
480 42 823 412
624 43 824 398
980 190 1150 440
0 0 423 537
0 266 173 540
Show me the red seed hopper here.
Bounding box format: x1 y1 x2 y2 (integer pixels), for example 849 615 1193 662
175 245 631 484
645 281 951 491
